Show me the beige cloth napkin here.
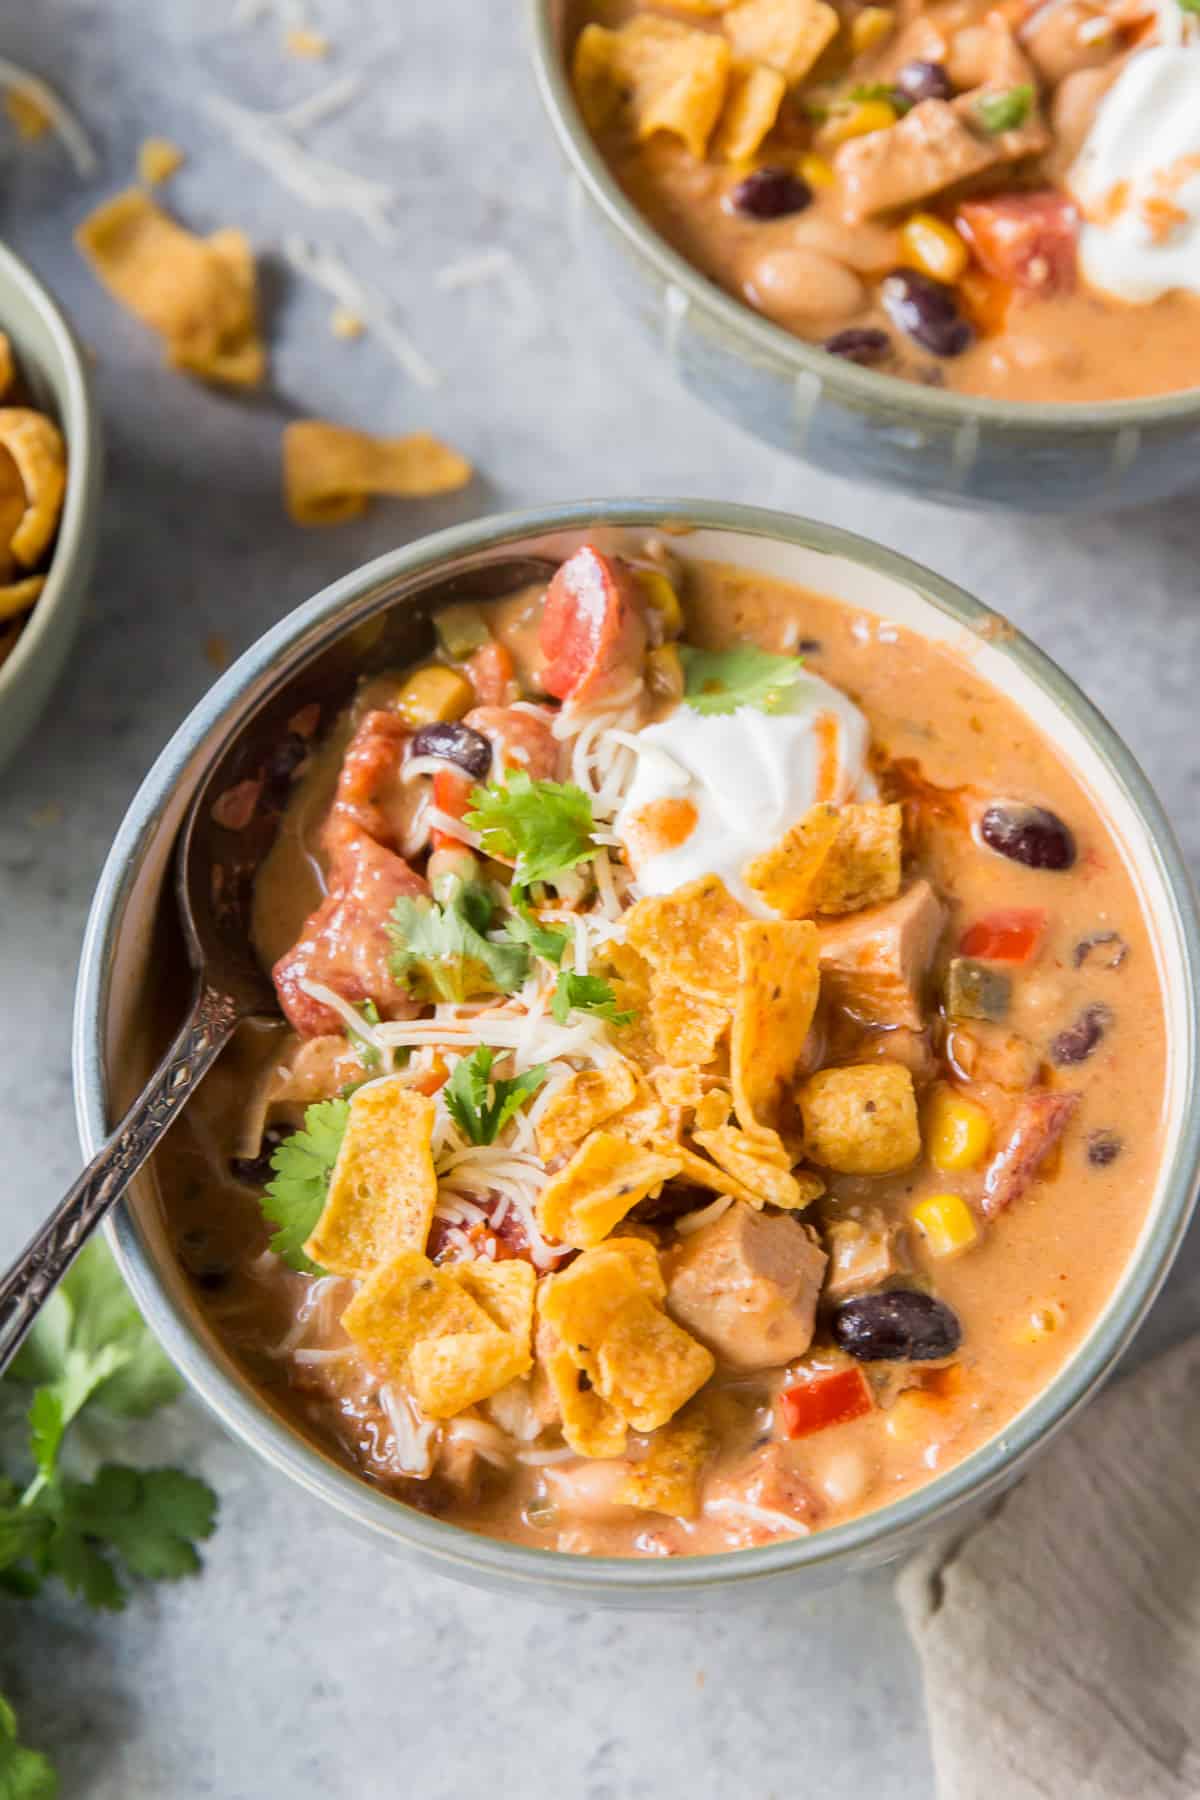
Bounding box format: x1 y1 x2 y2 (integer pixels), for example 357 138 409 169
897 1335 1200 1800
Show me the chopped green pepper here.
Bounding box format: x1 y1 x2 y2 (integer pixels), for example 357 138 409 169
945 957 1011 1022
434 603 491 661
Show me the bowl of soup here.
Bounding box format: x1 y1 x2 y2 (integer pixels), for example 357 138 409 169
528 1 1200 511
74 501 1200 1602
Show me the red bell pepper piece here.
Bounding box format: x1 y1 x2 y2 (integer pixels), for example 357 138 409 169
430 765 474 852
779 1367 872 1440
539 545 647 703
956 193 1078 296
959 907 1046 963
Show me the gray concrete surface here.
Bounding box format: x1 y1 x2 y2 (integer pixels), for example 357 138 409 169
0 2 1197 1794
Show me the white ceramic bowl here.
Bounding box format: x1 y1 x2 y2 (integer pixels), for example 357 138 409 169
74 502 1200 1604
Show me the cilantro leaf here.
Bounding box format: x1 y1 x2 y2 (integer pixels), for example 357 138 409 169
59 1466 217 1583
501 904 570 966
1182 0 1200 14
346 998 382 1071
680 644 807 716
975 83 1033 134
260 1098 350 1274
551 971 635 1027
444 1048 549 1145
0 1696 57 1800
389 881 529 1003
465 774 597 896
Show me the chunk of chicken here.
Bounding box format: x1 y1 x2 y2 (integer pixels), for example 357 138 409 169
839 97 1049 220
272 833 427 1036
817 879 946 1031
823 1210 905 1301
666 1204 827 1371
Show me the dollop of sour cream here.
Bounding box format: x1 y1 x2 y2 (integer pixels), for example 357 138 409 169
1069 45 1200 304
614 673 872 911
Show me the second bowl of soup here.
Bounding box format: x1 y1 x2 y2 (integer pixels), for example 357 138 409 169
75 503 1200 1600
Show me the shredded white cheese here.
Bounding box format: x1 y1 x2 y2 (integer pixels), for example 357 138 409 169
705 1498 811 1537
379 1384 437 1477
282 235 440 387
297 977 397 1071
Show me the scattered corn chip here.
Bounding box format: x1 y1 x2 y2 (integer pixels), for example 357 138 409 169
543 1339 628 1458
651 1066 709 1110
614 1410 713 1518
602 1235 669 1298
305 1080 437 1277
0 411 66 569
409 1327 531 1420
712 60 786 161
0 335 13 401
330 306 365 340
4 89 50 142
572 16 732 160
284 26 330 57
341 1249 494 1384
608 1076 673 1146
662 1139 771 1210
75 190 265 387
626 874 748 1006
801 1060 921 1174
604 942 658 1069
538 1131 682 1250
283 421 472 526
744 801 840 915
746 803 903 917
537 1059 641 1162
0 575 45 623
650 976 729 1067
731 918 820 1137
452 1258 536 1341
693 1124 822 1210
538 1239 665 1379
137 137 185 186
722 0 839 82
693 1088 733 1132
596 1292 715 1432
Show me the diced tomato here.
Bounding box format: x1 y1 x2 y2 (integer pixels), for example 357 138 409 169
539 545 647 703
465 639 516 707
956 193 1078 296
959 907 1046 963
779 1367 873 1440
430 765 473 852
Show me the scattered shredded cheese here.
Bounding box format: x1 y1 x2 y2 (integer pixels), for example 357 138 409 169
379 1384 437 1477
705 1498 811 1537
282 235 440 387
675 1193 735 1236
0 58 97 176
297 977 397 1071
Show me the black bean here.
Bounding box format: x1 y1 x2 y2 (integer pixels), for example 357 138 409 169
1073 931 1128 970
229 1125 286 1188
880 270 973 357
894 59 953 104
727 166 813 219
409 721 492 780
178 1228 233 1292
260 734 308 809
1051 1003 1111 1066
833 1289 962 1362
824 326 892 366
796 637 823 655
979 803 1077 871
1087 1129 1123 1167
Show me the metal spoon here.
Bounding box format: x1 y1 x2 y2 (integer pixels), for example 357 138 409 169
0 553 557 1373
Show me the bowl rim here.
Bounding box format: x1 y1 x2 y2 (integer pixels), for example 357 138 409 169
74 499 1200 1595
0 239 103 706
525 0 1200 438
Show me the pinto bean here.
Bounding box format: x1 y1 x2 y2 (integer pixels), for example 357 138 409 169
1021 0 1116 87
744 247 866 332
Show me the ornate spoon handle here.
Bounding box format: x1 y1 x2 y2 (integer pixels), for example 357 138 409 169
0 984 242 1375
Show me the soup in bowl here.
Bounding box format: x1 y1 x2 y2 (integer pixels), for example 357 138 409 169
74 504 1200 1600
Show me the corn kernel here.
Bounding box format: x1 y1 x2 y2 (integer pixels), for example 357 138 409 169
926 1087 992 1172
900 212 969 284
849 6 895 53
798 151 835 191
911 1192 979 1260
646 643 684 705
819 98 896 148
394 664 474 726
634 566 684 639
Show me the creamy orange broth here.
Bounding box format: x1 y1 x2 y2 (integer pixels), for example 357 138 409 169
569 0 1200 404
154 555 1166 1556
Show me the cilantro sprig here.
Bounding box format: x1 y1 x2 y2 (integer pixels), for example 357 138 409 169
975 83 1033 134
465 774 597 896
389 880 529 1003
551 971 635 1026
260 1097 349 1275
501 903 570 966
444 1047 549 1145
0 1696 55 1798
680 643 807 716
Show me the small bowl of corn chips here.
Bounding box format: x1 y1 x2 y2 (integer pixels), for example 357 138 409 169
0 239 103 771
